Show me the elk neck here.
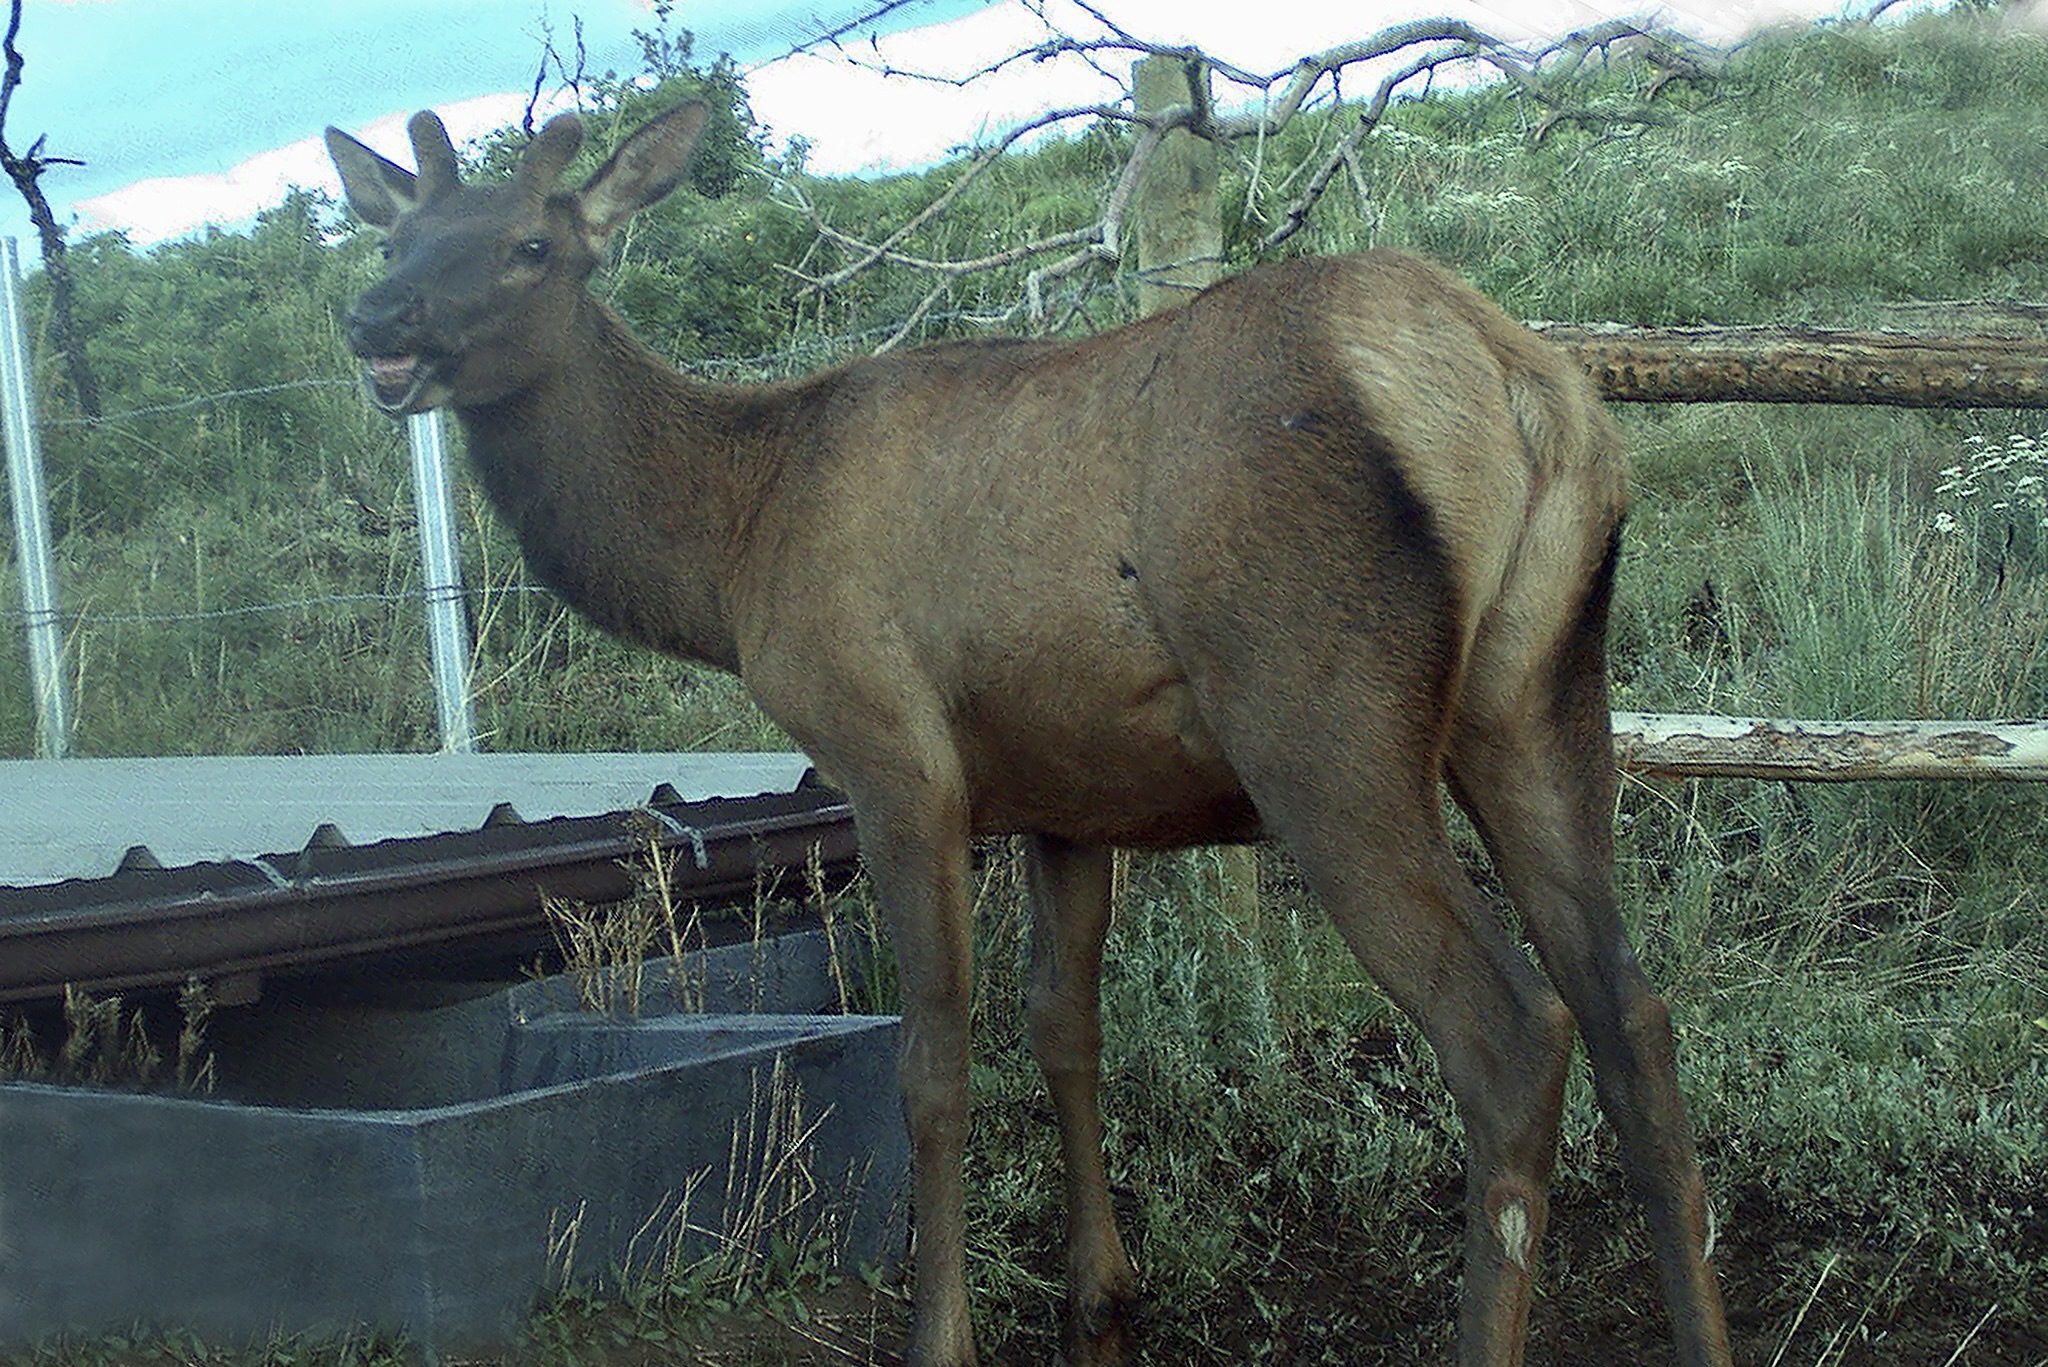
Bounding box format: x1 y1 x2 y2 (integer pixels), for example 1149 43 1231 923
448 296 780 675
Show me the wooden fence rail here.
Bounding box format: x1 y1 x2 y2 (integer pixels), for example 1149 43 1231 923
1533 323 2048 409
1553 328 2048 782
1612 714 2048 781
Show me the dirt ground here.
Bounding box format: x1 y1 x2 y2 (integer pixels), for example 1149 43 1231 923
518 1183 2048 1366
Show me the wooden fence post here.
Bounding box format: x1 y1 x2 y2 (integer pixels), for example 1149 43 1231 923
1130 55 1261 924
1132 55 1222 313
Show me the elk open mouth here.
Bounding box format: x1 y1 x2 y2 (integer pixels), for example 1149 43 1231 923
362 354 433 414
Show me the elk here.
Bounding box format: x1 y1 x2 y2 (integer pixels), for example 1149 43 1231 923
326 102 1733 1367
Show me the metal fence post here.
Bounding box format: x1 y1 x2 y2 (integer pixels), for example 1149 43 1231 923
406 410 478 753
0 237 73 759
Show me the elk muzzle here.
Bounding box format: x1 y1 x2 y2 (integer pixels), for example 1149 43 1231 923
346 282 438 415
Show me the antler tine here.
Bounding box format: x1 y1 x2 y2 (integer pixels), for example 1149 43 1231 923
517 113 586 201
406 111 462 199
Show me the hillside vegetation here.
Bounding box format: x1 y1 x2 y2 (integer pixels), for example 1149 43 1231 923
3 7 2045 1364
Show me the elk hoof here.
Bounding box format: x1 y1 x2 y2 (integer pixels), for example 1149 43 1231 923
1060 1285 1141 1366
905 1347 978 1367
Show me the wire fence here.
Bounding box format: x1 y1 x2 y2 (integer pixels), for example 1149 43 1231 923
3 295 1110 630
40 378 358 429
33 295 1057 429
0 240 1130 759
0 585 580 628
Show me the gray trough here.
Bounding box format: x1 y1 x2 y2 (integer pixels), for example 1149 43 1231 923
0 930 907 1357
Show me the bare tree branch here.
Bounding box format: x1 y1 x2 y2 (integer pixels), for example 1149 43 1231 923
0 0 99 419
1851 0 1915 25
785 181 1102 279
1258 43 1472 253
523 13 589 136
781 8 1720 329
1028 0 1132 94
873 278 954 353
778 99 1161 294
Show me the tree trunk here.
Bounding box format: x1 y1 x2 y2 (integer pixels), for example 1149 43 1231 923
11 182 99 420
1611 713 2048 781
1 0 101 420
1532 322 2048 409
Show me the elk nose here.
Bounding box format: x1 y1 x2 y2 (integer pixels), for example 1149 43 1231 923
346 284 426 353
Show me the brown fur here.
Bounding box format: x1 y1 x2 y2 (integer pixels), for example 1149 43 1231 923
327 103 1732 1367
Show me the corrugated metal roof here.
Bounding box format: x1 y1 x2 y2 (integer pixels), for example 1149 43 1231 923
0 752 812 887
0 753 859 1004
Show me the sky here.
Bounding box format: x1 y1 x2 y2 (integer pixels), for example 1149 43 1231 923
0 0 1937 248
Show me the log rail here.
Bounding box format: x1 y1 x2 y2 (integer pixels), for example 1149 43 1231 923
1529 318 2048 780
1612 714 2048 782
1534 322 2048 409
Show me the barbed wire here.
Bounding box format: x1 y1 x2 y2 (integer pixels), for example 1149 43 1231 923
32 286 1127 425
754 0 937 70
1 261 1125 647
41 378 356 429
0 585 563 628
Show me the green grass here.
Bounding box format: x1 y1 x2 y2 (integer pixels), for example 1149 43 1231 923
2 7 2045 1364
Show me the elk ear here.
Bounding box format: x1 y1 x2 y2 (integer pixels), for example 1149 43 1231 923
575 102 710 249
325 126 420 229
516 113 586 201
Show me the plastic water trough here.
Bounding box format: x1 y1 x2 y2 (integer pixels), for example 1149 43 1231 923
0 755 906 1357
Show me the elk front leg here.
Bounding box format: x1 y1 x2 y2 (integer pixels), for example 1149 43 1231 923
1024 835 1137 1365
746 643 987 1363
847 771 979 1365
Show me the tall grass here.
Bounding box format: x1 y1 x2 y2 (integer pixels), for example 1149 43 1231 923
10 15 2048 758
0 9 2042 1362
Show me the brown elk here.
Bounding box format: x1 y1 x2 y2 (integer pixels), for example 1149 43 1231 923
326 102 1733 1366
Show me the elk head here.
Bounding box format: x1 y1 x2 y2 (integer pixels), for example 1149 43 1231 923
323 103 710 415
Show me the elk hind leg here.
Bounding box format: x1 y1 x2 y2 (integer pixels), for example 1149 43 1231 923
1024 834 1138 1365
1448 529 1732 1367
1190 712 1575 1364
1304 806 1576 1365
1137 413 1570 1360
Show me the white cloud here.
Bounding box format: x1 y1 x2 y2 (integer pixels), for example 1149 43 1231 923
74 90 577 244
739 0 1899 177
75 0 1924 242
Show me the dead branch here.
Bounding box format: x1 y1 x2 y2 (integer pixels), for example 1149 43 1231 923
1850 0 1916 25
783 8 1720 331
523 13 589 137
0 0 99 419
873 279 953 354
782 100 1147 294
1258 44 1472 253
1031 0 1134 94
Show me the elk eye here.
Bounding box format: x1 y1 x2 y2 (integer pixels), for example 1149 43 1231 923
517 237 552 263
